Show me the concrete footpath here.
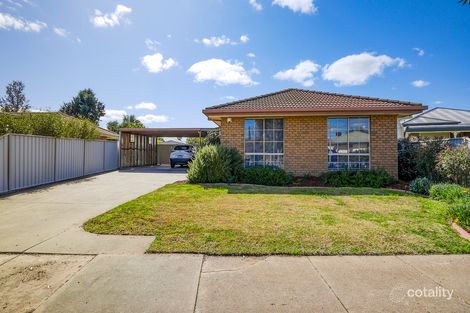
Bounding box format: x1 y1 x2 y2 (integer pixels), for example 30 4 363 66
1 168 470 312
0 253 469 313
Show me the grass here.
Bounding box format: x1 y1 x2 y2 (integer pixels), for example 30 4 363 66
83 184 470 255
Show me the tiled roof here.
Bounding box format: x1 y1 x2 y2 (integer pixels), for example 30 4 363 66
203 88 426 114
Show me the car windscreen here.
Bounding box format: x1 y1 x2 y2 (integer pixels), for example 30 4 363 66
174 146 191 151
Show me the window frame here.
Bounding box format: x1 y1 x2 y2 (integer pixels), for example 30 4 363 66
244 118 284 168
327 117 371 171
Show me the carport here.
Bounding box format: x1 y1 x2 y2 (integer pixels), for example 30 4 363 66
119 128 215 168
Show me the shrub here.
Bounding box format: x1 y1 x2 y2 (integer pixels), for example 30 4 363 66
447 198 470 232
398 138 419 181
410 177 432 195
436 146 470 187
0 112 99 139
240 166 293 186
429 183 468 203
319 169 396 188
416 140 446 181
187 145 243 183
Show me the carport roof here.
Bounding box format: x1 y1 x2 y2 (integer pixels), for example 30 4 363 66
119 128 216 137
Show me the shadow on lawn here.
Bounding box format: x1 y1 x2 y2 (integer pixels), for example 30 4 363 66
202 184 412 196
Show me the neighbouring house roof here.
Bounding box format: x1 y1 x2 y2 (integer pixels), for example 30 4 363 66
203 88 427 120
403 107 470 133
159 139 186 145
97 126 119 140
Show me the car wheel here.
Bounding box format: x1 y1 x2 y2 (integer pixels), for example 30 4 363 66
170 162 175 168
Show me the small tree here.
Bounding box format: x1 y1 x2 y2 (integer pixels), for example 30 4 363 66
0 80 30 112
437 146 470 186
121 114 144 128
185 129 220 147
60 89 105 124
107 120 120 133
106 114 145 133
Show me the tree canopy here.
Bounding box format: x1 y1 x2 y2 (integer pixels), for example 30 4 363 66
107 114 145 132
0 80 30 112
60 89 105 124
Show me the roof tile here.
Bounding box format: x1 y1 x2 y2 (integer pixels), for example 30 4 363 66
204 88 425 113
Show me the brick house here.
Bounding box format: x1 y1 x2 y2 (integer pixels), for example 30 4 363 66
203 89 427 178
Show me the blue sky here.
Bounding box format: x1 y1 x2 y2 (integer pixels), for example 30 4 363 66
0 0 469 128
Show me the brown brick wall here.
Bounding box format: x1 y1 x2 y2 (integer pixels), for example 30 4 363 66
220 117 244 153
284 116 328 176
370 115 398 178
219 115 398 178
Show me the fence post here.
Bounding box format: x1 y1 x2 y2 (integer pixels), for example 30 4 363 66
103 141 106 171
6 134 10 192
82 140 86 176
53 138 57 182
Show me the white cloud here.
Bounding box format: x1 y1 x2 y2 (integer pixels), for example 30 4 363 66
0 12 46 32
102 109 127 123
91 4 132 28
249 0 263 11
272 0 317 14
130 102 157 110
412 80 430 88
200 35 235 47
221 95 237 101
137 114 170 124
141 53 177 73
53 26 80 42
273 60 320 87
188 58 257 86
322 52 406 86
196 34 249 47
145 38 161 51
53 27 68 37
434 100 443 105
413 47 425 57
247 52 256 58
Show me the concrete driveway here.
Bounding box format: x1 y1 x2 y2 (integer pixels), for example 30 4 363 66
0 166 187 254
1 167 470 313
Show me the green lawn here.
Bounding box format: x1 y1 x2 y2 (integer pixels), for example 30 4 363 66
84 184 470 255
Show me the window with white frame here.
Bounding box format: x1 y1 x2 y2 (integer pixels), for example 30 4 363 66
244 118 284 167
328 117 370 170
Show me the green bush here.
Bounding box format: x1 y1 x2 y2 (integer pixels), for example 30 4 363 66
187 145 243 183
429 183 468 203
416 140 446 182
410 177 432 195
398 138 446 182
240 166 293 186
436 147 470 187
398 138 419 181
0 112 99 139
319 169 396 188
447 198 470 232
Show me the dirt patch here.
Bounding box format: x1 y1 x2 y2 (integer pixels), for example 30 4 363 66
0 254 93 313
